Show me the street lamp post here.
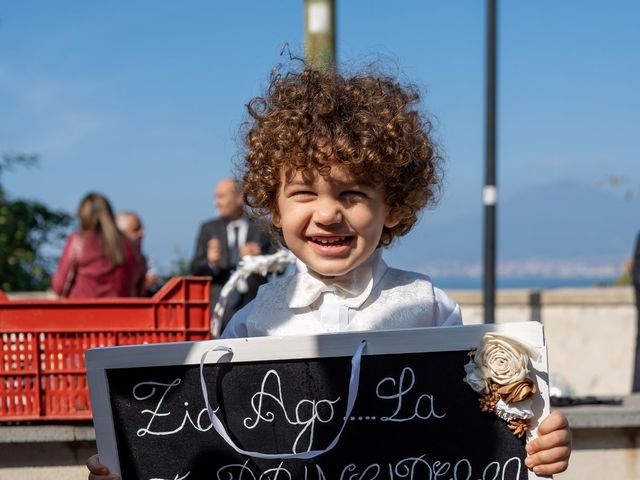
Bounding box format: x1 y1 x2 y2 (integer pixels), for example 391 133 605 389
483 0 498 323
304 0 336 70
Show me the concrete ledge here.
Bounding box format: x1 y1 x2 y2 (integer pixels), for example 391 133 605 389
541 286 635 305
558 394 640 429
8 286 636 305
6 290 58 300
449 285 634 306
0 425 95 443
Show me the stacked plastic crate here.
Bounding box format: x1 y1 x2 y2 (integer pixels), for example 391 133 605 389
0 277 211 421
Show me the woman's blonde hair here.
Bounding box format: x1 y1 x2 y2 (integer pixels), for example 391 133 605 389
77 192 125 265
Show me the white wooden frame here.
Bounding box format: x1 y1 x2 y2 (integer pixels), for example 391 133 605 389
86 321 550 479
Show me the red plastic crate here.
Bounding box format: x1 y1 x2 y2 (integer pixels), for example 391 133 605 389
0 277 211 421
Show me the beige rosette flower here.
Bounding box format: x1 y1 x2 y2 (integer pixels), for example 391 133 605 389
497 377 537 403
474 333 540 386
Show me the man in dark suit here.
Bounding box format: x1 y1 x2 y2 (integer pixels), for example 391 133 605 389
189 178 273 332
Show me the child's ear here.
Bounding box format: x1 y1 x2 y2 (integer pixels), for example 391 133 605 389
384 209 401 229
271 212 281 228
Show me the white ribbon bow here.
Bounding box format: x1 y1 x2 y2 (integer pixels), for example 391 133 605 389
287 265 374 309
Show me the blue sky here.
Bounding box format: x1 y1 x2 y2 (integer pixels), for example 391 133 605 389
1 1 639 275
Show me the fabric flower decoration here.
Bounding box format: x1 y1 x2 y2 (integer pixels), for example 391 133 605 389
463 332 540 438
495 399 534 421
497 378 536 404
464 360 489 394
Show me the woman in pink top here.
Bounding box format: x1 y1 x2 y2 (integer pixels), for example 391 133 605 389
52 192 137 298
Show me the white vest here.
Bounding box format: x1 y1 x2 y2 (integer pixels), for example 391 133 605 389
245 268 436 337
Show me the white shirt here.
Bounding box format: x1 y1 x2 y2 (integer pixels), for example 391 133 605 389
207 216 251 271
226 216 249 249
222 249 461 339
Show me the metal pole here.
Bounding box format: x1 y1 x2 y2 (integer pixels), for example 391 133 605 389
304 0 336 70
483 0 497 323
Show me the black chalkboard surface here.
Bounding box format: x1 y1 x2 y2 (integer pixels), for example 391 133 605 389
86 322 550 480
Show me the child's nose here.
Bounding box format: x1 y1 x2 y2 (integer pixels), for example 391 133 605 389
314 199 343 225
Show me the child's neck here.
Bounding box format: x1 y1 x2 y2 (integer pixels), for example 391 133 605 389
308 247 383 282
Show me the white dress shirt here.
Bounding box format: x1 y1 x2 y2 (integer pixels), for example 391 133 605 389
222 249 461 339
226 216 249 250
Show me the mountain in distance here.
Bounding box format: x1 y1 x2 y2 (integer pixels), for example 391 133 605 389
387 179 640 278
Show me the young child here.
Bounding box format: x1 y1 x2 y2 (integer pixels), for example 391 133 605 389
87 65 570 479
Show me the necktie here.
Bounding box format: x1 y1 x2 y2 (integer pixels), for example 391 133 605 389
229 225 240 267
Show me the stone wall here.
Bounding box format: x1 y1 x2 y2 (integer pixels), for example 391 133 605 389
450 286 637 396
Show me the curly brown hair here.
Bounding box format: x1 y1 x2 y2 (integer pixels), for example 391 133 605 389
241 66 443 246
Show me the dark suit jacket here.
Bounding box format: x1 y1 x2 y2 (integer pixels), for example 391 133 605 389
189 216 274 326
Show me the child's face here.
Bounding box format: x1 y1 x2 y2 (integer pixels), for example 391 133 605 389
273 166 399 277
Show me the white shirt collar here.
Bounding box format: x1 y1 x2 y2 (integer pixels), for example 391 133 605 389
287 248 387 309
227 216 248 229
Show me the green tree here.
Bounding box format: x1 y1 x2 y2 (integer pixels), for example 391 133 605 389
0 154 73 291
614 258 633 286
163 244 191 280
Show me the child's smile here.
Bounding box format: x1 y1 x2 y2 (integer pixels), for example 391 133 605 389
273 166 399 277
307 234 354 257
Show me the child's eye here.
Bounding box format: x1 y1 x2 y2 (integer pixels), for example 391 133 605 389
342 190 367 200
290 190 316 200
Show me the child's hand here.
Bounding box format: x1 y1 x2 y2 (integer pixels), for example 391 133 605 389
525 411 571 475
87 454 120 480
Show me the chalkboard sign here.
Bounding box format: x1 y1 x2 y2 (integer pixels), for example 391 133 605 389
86 322 550 480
